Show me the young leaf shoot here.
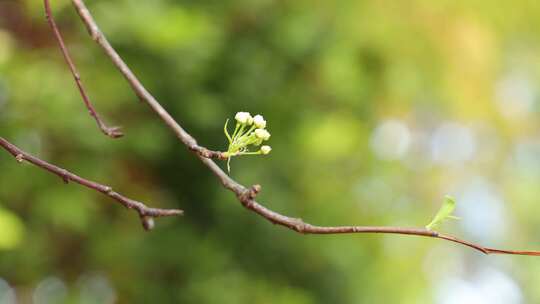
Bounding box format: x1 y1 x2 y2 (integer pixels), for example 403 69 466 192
426 195 460 230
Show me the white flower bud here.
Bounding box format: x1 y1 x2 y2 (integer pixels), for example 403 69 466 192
260 145 272 155
254 129 271 141
246 115 254 125
253 115 266 129
235 112 252 124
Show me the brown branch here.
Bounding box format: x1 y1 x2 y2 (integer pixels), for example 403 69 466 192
0 137 183 230
67 0 540 255
235 185 540 256
189 146 227 159
43 0 123 138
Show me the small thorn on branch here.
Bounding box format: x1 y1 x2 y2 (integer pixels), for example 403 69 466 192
250 184 261 198
238 185 261 209
58 169 70 184
103 126 123 138
141 216 155 231
15 154 24 163
292 219 307 234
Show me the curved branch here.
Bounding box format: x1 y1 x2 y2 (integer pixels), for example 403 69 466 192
69 0 540 255
44 0 122 138
234 185 540 256
0 137 183 230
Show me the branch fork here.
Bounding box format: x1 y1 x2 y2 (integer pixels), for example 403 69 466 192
0 137 182 230
44 0 123 139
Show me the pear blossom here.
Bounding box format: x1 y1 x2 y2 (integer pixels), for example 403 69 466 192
260 145 272 155
253 115 267 129
223 112 272 172
235 112 252 124
254 129 271 141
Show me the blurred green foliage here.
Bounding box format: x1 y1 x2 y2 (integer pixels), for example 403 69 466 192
1 0 540 303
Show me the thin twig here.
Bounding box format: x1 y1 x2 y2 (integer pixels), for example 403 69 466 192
0 137 183 230
43 0 123 138
234 185 540 256
68 0 540 255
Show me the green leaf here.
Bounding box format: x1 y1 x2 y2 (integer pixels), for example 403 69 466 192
425 195 460 230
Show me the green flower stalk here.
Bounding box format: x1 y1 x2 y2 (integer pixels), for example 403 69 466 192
223 112 272 172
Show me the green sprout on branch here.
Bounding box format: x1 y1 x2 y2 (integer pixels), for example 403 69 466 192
425 195 460 230
223 112 272 172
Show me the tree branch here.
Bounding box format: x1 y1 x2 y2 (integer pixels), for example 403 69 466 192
0 137 183 230
43 0 123 138
65 0 540 255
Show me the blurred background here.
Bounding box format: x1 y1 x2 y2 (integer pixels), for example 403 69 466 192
1 0 540 303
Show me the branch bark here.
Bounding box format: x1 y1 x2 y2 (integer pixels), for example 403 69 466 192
44 0 123 138
0 137 183 230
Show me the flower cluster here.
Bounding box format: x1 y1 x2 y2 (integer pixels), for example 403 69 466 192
223 112 272 172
